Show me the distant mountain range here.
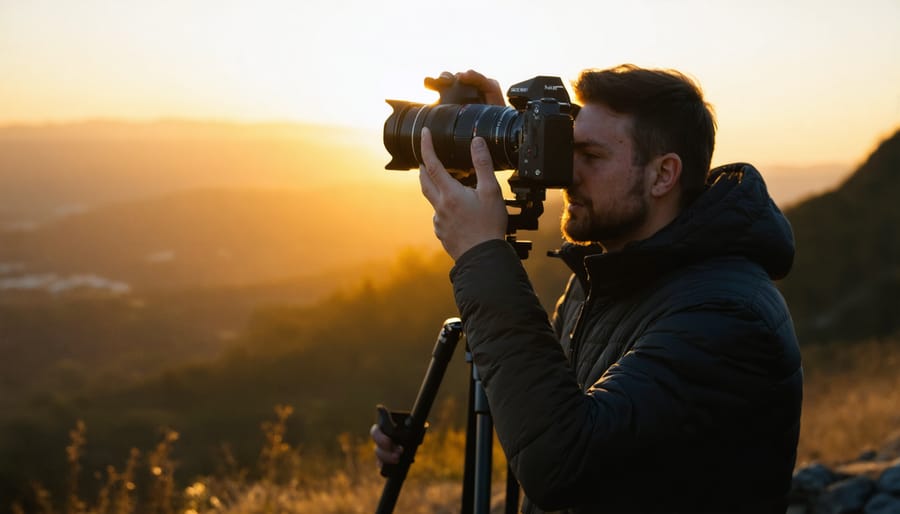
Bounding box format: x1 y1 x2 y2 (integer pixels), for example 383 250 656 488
759 162 851 208
779 128 900 343
0 120 436 293
0 119 387 222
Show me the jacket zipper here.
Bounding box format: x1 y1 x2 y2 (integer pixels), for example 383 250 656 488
569 295 611 391
568 296 591 389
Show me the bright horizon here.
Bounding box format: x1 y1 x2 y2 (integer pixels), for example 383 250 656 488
1 0 898 170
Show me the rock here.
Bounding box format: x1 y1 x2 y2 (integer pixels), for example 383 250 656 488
793 463 839 497
790 434 900 513
865 493 900 514
878 463 900 494
859 450 879 461
814 476 876 514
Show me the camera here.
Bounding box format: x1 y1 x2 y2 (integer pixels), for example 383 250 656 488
383 75 576 191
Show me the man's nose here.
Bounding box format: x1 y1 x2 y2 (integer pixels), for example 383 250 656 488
570 156 584 188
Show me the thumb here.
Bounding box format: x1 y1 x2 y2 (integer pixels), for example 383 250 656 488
470 137 500 196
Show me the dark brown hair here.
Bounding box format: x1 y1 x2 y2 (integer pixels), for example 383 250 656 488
574 64 717 206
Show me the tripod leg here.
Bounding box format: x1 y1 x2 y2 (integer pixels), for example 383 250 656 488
468 349 519 514
472 361 493 514
461 359 476 514
375 318 463 514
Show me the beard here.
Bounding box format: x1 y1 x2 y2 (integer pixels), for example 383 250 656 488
561 170 649 245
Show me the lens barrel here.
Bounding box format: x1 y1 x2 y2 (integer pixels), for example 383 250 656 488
384 101 521 171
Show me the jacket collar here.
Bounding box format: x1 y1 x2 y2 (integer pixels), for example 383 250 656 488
551 163 795 298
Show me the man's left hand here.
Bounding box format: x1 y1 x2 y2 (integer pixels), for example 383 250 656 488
418 127 508 261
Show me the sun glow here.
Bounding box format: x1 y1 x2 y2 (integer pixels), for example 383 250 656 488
0 0 897 170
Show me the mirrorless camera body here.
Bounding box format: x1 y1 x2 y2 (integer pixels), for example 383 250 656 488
382 75 577 258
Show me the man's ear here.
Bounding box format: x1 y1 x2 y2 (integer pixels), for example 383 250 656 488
649 153 682 198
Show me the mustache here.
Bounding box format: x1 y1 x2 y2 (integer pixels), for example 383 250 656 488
564 190 587 205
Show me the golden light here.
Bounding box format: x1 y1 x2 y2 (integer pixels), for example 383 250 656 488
0 0 896 172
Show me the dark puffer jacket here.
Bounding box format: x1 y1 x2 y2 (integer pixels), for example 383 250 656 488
450 163 803 513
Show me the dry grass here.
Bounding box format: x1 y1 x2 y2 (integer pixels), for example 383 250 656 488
14 338 900 513
198 473 469 514
190 418 512 514
14 404 512 514
797 337 900 465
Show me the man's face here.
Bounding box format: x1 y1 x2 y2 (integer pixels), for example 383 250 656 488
562 103 649 250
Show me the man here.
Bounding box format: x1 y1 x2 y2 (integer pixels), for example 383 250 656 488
373 65 802 513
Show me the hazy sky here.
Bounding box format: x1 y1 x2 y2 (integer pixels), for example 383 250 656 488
1 0 898 168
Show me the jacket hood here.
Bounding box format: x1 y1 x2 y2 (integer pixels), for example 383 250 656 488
558 163 795 294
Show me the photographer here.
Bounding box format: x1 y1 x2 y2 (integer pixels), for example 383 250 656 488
373 66 802 513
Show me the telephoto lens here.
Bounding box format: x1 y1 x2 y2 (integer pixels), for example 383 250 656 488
383 101 522 172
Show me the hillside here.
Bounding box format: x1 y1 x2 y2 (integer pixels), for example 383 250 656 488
779 129 900 343
0 250 465 502
0 186 435 292
0 269 381 410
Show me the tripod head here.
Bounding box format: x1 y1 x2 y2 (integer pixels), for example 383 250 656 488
505 186 547 260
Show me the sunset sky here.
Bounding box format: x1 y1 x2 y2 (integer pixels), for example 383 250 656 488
1 0 898 170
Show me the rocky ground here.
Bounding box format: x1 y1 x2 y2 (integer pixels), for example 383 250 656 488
790 431 900 514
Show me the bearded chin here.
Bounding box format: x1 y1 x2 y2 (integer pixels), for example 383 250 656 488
561 210 592 244
560 199 650 246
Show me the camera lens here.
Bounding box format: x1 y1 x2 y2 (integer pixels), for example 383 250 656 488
384 101 522 171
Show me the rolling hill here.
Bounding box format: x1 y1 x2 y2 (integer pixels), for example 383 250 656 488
779 128 900 343
0 186 436 292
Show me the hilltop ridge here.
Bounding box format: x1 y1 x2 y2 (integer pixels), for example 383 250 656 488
780 129 900 343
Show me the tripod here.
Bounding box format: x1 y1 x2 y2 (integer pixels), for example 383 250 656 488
374 318 520 514
375 188 549 513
